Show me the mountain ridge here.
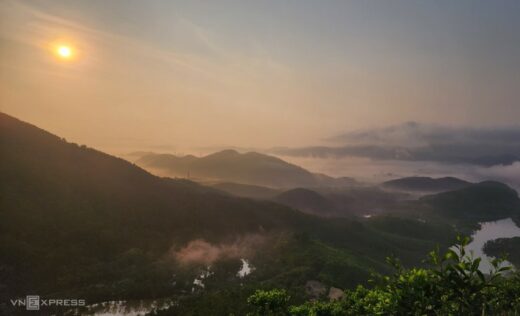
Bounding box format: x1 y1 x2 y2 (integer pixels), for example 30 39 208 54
134 150 356 188
382 176 472 193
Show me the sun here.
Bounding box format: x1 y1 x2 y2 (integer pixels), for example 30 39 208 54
58 46 71 57
53 44 75 60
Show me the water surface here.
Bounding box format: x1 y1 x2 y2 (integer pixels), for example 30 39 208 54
463 218 520 272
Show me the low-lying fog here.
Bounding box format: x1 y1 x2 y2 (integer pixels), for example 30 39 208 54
278 155 520 191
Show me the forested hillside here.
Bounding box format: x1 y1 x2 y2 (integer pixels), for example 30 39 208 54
0 113 458 314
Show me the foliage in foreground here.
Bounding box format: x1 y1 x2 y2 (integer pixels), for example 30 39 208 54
247 237 520 316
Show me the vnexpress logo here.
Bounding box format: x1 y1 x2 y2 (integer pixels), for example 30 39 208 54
10 295 85 311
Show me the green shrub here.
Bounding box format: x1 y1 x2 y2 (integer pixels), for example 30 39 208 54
247 289 291 316
247 236 520 316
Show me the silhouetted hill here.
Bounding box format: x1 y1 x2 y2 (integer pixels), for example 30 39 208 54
316 186 408 216
382 176 471 193
272 187 403 217
421 181 520 221
213 181 408 217
274 188 336 216
214 183 399 218
212 182 280 199
134 151 355 188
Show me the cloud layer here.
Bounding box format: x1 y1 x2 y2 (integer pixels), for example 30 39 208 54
274 122 520 167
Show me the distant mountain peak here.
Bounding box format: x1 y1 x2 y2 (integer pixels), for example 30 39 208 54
207 149 241 157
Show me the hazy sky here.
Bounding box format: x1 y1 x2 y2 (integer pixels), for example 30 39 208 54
1 0 519 154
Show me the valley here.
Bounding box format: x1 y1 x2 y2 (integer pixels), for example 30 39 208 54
2 113 520 315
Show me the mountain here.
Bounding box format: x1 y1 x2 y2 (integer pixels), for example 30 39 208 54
420 181 520 221
0 112 309 300
317 186 408 216
212 182 280 200
0 112 458 310
134 150 356 188
275 185 413 218
275 180 520 221
274 188 336 216
382 176 472 193
213 184 394 217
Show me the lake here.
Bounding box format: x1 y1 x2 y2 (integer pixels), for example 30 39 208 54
463 217 520 273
